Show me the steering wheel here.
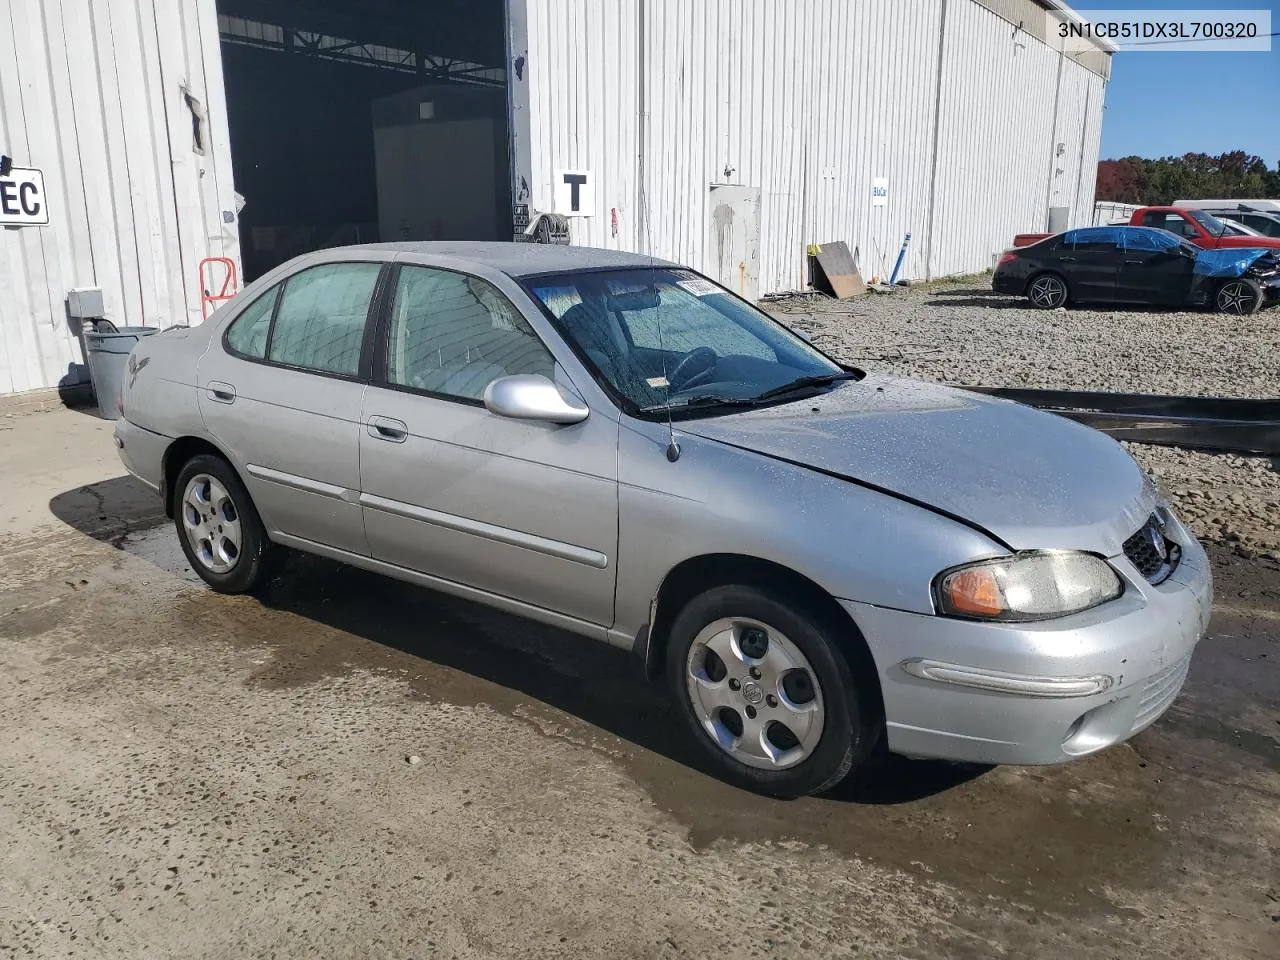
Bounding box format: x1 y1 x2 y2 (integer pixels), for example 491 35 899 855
667 347 718 392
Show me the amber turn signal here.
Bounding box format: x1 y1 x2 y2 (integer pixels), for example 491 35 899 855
941 567 1005 617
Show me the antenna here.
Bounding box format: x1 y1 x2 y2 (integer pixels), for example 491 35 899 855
637 106 679 463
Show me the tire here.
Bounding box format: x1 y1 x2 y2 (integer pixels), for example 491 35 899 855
665 584 877 797
172 453 278 593
1214 277 1263 315
1025 272 1069 309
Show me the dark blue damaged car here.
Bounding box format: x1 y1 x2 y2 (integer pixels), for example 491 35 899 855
993 225 1280 315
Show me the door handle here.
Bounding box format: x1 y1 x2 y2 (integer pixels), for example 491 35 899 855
207 381 236 404
1124 259 1144 264
367 415 408 443
1058 256 1077 262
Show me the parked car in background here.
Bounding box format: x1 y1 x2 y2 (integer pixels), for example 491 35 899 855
1203 209 1280 239
115 242 1211 797
994 226 1280 314
1107 217 1263 238
1014 206 1280 251
1175 198 1280 215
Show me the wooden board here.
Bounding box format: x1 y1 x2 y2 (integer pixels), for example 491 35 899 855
807 241 866 299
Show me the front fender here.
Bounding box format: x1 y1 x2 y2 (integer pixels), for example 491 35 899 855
611 418 1006 644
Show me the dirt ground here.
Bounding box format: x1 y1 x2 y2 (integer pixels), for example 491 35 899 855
1 408 1278 960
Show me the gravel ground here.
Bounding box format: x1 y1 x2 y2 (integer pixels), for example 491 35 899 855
769 281 1280 558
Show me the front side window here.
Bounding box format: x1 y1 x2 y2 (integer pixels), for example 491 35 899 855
267 263 381 376
526 268 843 415
385 265 555 401
224 285 279 359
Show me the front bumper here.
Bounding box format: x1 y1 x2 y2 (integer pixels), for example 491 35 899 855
842 534 1213 765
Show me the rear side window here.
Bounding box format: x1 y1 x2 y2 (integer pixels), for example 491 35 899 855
1246 215 1280 237
224 285 279 359
268 263 381 376
1062 227 1121 253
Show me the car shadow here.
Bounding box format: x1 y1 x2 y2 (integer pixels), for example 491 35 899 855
923 295 1034 309
49 475 990 806
48 474 167 544
924 295 1205 314
926 287 1003 298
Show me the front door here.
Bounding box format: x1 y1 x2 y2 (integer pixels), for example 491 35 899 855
357 263 619 628
1117 229 1196 305
707 184 761 301
198 260 384 555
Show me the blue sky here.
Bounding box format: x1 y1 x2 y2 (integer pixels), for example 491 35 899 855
1082 0 1280 162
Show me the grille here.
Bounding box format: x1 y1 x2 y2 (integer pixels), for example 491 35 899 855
1123 514 1181 584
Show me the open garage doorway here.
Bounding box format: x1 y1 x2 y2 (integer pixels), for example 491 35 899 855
216 0 510 281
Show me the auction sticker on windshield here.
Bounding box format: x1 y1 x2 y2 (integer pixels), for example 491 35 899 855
676 277 721 298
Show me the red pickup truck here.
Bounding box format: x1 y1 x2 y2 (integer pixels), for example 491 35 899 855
1013 206 1280 250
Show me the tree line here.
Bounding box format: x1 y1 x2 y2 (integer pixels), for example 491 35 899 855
1096 152 1280 206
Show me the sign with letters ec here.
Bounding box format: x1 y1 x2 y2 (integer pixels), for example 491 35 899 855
0 166 49 226
553 169 594 216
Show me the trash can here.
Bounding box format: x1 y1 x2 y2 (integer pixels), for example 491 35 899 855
84 326 157 420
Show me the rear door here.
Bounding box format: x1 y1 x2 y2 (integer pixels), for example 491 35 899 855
1117 229 1196 305
1057 228 1121 301
198 258 386 555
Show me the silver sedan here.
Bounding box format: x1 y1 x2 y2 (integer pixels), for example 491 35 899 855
114 242 1213 797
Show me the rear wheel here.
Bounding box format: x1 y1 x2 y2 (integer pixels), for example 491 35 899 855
1215 278 1263 315
1026 272 1069 309
173 454 277 593
666 584 876 797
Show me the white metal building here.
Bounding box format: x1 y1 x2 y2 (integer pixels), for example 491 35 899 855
0 0 1110 400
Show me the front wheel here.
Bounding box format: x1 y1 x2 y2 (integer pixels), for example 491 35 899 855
666 585 877 797
1026 272 1069 309
1215 277 1263 315
173 453 278 593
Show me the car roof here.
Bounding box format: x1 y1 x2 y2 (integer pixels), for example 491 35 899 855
331 241 677 277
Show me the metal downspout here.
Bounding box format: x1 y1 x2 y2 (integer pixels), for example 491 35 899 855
923 0 949 282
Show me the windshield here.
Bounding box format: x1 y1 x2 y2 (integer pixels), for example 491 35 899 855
525 268 846 415
1188 209 1230 235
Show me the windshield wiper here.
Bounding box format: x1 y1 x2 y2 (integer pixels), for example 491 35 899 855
752 371 860 402
682 395 761 408
639 395 758 414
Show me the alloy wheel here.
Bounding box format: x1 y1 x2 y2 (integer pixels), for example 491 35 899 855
1028 275 1066 308
1216 281 1258 315
181 473 243 574
684 617 825 770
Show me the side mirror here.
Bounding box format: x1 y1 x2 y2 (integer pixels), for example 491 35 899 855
483 374 589 425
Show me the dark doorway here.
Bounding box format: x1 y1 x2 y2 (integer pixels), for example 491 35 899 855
216 0 510 281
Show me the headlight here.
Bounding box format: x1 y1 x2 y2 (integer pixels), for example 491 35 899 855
934 552 1123 622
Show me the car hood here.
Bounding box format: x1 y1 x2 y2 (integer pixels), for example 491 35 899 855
680 374 1155 556
1194 247 1280 279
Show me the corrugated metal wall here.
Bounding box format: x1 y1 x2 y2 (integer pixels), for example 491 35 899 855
514 0 1108 293
0 0 236 397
